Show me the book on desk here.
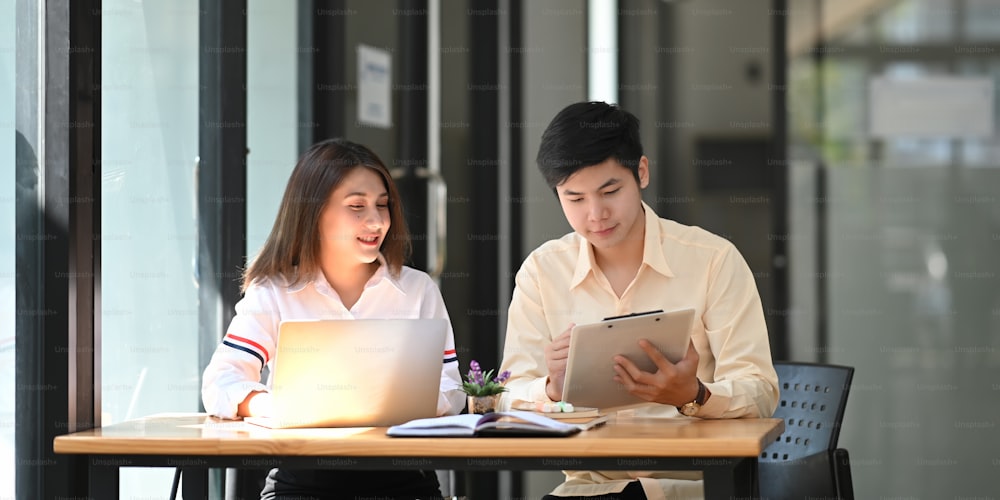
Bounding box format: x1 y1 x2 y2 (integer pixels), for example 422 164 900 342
386 410 609 437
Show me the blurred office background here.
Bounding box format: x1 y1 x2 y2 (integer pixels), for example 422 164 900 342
3 0 998 498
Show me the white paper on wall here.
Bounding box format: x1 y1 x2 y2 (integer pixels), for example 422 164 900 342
357 44 392 129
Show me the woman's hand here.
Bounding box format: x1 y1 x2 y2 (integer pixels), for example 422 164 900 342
238 391 273 417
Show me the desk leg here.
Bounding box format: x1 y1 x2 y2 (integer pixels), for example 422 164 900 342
701 458 757 500
89 462 119 499
181 467 210 498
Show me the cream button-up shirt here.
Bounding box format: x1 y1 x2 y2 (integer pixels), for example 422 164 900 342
500 202 778 499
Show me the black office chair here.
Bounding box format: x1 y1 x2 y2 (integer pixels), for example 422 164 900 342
758 361 855 500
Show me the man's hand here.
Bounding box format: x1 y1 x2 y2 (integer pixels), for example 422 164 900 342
544 323 575 401
612 340 701 406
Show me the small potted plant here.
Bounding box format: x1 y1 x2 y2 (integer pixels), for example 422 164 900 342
462 360 510 414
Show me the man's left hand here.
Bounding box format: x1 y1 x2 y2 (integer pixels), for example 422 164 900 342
613 340 700 406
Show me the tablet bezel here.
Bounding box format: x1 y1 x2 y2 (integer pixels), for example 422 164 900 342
561 308 696 410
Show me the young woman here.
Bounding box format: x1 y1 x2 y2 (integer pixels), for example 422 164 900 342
201 138 464 499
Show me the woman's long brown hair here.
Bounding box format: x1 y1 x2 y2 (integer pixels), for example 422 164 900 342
242 138 411 291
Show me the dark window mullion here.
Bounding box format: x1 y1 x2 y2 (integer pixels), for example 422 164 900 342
312 0 346 142
197 0 248 399
771 0 789 360
396 0 429 272
463 1 502 497
16 0 100 497
197 2 248 495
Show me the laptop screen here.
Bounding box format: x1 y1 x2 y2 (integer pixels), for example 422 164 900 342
252 318 447 428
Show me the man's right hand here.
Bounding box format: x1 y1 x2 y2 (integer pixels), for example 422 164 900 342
544 323 575 401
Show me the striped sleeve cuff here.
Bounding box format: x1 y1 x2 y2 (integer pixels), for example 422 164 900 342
222 333 270 367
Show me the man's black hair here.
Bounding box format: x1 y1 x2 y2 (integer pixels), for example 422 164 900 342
535 101 644 189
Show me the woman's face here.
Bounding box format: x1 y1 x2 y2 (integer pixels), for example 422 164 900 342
317 166 391 267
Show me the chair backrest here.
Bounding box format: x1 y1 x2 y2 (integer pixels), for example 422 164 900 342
761 361 854 462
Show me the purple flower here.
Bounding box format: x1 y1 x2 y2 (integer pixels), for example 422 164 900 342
461 359 510 397
468 360 485 385
493 370 510 384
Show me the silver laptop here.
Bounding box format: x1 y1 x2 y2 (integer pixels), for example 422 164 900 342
244 318 447 429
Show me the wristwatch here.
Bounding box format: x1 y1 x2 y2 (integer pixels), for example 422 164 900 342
677 379 709 417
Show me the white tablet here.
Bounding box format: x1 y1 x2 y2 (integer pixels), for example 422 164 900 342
561 308 696 410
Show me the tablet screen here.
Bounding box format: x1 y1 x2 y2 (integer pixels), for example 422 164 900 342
561 308 696 409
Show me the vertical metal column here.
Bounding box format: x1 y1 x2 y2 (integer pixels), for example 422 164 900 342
15 0 100 497
197 0 248 393
199 1 248 495
771 0 790 360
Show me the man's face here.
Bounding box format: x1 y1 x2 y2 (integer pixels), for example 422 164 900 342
555 156 649 251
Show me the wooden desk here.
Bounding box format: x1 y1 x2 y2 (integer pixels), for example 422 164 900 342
54 413 783 499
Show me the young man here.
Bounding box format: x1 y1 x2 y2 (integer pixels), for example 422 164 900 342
500 102 779 500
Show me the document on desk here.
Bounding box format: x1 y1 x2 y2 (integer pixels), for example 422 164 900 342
387 411 606 437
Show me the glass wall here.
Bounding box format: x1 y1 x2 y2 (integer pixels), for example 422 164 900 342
247 0 299 256
101 0 201 495
788 0 1000 496
0 0 16 495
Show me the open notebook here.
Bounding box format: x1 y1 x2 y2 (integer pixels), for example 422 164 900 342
386 411 608 437
244 318 447 429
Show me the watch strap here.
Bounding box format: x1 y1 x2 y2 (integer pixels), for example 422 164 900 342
694 379 708 405
676 379 707 414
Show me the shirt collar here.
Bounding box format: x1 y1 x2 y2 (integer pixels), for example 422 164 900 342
569 201 674 289
365 254 406 294
570 239 599 289
285 254 405 295
640 201 675 279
